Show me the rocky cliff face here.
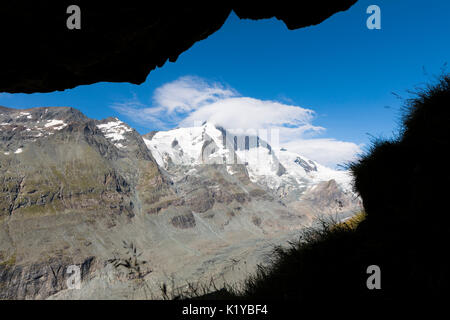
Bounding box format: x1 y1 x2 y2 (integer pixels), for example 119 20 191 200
0 106 360 299
0 106 168 298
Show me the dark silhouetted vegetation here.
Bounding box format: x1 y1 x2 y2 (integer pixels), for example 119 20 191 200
188 74 450 303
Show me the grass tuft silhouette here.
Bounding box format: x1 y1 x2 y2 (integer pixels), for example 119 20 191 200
187 74 450 303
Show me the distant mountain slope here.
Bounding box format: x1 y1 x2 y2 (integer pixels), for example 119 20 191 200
143 122 360 218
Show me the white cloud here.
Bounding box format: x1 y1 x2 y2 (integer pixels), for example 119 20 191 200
153 76 237 113
113 76 363 168
111 95 174 129
180 97 322 135
281 139 363 168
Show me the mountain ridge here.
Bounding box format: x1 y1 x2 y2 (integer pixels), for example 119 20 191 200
0 106 361 299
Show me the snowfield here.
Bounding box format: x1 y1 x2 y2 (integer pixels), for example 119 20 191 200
144 122 354 196
97 118 133 148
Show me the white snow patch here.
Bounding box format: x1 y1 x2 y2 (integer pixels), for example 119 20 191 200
14 148 23 154
45 119 67 129
97 120 132 142
15 112 31 119
226 165 236 175
115 143 126 148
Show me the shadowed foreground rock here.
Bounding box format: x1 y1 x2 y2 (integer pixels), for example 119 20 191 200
0 1 357 93
212 75 450 303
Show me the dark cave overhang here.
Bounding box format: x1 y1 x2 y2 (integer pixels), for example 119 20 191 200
0 1 357 93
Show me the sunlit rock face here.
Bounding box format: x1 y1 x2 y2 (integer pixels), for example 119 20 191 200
0 1 357 93
0 106 168 299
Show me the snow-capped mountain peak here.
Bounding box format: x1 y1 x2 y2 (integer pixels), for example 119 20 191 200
143 122 354 198
143 122 231 167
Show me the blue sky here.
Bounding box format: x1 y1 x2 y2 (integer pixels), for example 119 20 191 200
1 0 449 167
